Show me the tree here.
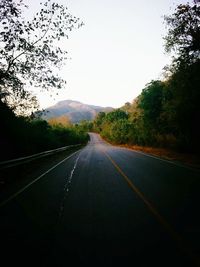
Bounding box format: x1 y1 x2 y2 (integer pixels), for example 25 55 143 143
0 0 83 111
164 1 200 66
105 109 128 123
138 80 164 131
94 111 106 132
163 1 200 151
110 119 131 144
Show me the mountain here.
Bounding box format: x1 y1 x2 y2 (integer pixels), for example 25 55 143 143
41 100 113 123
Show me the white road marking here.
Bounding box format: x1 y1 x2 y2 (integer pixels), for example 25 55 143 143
0 149 82 208
59 155 80 219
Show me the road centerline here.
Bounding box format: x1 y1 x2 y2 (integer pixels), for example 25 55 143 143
103 149 200 266
58 154 80 220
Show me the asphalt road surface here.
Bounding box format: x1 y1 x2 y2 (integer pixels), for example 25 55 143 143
0 133 200 267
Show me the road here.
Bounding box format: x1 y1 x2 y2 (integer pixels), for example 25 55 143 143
0 133 200 266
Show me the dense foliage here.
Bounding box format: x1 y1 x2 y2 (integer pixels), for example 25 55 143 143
1 1 199 159
93 1 200 153
93 68 199 152
0 1 87 161
164 2 199 65
0 100 88 160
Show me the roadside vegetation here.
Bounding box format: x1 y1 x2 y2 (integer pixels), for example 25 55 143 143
92 2 200 155
0 100 88 161
0 1 199 161
0 1 88 161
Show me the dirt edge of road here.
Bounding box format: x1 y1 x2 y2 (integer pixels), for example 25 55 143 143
98 134 200 169
116 144 200 169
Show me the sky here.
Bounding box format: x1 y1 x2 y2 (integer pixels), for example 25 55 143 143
29 0 190 109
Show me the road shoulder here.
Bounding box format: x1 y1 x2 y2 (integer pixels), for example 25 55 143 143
117 144 200 170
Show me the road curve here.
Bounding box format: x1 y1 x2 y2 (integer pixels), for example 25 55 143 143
0 133 200 267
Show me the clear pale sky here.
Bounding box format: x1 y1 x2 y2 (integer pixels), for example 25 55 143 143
29 0 189 108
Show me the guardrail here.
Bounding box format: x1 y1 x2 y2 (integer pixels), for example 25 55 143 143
0 144 82 169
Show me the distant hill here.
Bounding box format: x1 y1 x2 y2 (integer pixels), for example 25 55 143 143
41 100 113 123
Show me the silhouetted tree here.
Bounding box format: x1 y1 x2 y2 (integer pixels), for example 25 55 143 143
164 1 200 67
0 0 83 111
163 1 200 151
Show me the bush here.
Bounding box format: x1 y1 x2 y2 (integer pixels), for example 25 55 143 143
0 101 88 160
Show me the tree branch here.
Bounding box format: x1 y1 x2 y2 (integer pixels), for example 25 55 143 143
6 9 54 73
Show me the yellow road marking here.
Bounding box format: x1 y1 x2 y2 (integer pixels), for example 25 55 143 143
103 150 200 266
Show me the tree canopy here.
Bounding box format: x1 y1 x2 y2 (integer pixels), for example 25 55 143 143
0 0 83 112
93 1 200 153
164 1 200 66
